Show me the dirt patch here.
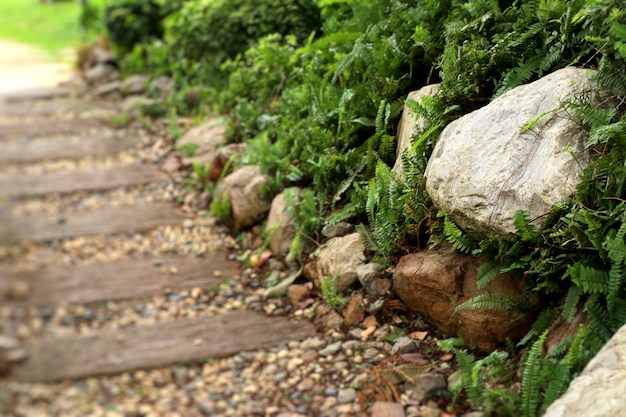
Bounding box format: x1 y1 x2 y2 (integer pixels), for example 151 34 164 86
0 40 75 94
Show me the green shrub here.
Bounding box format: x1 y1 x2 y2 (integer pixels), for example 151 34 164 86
164 0 321 86
104 0 165 52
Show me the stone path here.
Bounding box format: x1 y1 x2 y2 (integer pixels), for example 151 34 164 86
0 86 315 383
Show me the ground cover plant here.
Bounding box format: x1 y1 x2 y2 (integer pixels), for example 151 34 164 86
102 0 625 414
0 0 109 59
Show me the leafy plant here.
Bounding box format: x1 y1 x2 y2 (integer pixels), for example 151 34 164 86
320 275 348 309
177 143 198 158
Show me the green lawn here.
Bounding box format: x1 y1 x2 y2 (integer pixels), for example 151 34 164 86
0 0 94 59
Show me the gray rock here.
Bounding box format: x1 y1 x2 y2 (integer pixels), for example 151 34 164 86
543 322 626 417
90 46 116 66
322 222 355 238
447 369 463 393
120 74 149 96
150 75 175 98
265 188 299 255
425 67 605 237
393 84 441 178
356 262 386 287
92 80 120 96
216 165 271 229
407 374 447 401
84 64 119 85
177 117 227 155
318 341 342 357
300 337 326 350
337 388 357 403
391 336 417 355
305 233 366 292
120 95 157 115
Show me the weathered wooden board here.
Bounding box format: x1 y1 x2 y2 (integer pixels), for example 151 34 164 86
0 134 138 164
0 86 70 102
0 117 104 138
8 311 317 382
1 254 240 307
0 202 183 244
0 99 113 117
0 164 166 199
0 100 79 117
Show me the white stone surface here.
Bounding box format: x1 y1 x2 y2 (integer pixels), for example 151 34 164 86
425 67 598 236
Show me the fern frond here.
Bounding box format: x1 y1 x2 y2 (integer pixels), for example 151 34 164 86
562 285 582 323
444 217 474 253
521 330 548 417
514 210 540 241
584 294 614 342
454 293 521 314
569 263 609 294
476 259 502 290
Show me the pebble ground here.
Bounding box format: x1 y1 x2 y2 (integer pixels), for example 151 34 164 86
0 90 481 417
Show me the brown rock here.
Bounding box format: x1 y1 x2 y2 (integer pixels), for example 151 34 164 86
304 233 365 292
216 165 271 229
362 315 379 329
287 284 310 305
343 293 365 326
393 250 532 351
371 401 406 417
545 307 588 355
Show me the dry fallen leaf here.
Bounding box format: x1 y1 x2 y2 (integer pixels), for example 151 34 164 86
361 325 377 341
440 353 454 361
362 315 379 329
409 330 428 341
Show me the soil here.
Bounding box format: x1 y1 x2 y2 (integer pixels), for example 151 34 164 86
0 40 75 94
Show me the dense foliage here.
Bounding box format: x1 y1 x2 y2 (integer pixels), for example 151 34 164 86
102 0 625 414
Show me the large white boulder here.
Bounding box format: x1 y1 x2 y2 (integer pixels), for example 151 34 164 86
425 67 600 236
543 323 626 417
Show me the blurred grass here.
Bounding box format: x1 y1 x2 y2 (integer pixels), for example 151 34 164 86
0 0 97 59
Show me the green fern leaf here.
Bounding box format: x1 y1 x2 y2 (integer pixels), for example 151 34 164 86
444 217 474 253
562 285 581 323
521 330 548 417
476 259 502 290
454 293 520 314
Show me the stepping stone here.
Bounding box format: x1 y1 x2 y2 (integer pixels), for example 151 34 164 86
0 202 183 244
2 254 240 307
0 118 104 138
7 310 317 382
0 134 139 164
0 164 166 199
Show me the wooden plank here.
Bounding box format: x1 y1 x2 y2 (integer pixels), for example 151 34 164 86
0 202 183 244
1 254 240 307
0 164 166 199
0 118 104 138
0 86 70 102
8 311 317 382
0 134 138 164
0 100 79 117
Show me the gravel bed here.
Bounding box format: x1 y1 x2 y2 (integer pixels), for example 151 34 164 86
0 96 480 417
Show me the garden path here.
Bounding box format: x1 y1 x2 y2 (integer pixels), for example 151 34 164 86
0 60 314 384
